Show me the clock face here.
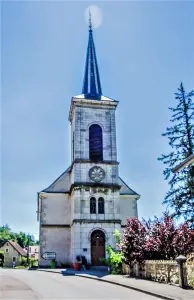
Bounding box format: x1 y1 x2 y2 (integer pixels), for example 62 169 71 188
89 166 105 182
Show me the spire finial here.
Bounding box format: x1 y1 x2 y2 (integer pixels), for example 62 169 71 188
89 9 92 31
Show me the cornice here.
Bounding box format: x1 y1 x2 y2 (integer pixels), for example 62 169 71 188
69 182 121 195
69 97 119 122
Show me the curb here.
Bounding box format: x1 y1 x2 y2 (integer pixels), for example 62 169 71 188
36 269 178 300
37 269 65 275
74 274 176 300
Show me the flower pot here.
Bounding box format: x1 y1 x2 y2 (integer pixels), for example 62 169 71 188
73 262 81 271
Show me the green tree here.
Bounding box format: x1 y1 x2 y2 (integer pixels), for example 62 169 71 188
0 225 16 242
0 225 38 247
15 232 28 248
158 83 194 224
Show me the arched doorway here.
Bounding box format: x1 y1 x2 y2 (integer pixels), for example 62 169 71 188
0 252 4 267
91 230 105 265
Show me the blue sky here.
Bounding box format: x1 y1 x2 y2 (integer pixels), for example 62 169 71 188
1 1 194 238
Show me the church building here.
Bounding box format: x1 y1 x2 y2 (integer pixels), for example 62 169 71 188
37 17 140 267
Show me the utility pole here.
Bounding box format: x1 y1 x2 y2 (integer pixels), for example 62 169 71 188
27 234 30 266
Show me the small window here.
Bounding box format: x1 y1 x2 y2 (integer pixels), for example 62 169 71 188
12 257 16 262
5 249 9 253
98 197 104 214
90 197 96 214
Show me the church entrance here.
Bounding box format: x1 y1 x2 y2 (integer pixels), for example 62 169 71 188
91 230 105 266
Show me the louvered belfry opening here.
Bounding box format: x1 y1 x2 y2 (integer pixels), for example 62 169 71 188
89 124 103 161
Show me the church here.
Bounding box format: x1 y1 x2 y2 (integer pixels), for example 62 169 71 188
37 17 140 267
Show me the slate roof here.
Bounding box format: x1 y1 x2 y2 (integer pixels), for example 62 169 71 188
41 167 70 193
0 240 27 256
173 154 194 173
119 177 139 196
82 11 102 100
40 166 139 197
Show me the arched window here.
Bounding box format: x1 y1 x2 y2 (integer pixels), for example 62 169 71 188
90 197 96 214
89 124 103 161
98 197 104 214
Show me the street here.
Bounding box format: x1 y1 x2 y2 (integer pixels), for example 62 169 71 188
0 269 160 299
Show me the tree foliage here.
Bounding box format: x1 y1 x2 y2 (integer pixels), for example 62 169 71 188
158 83 194 224
106 245 124 274
0 225 39 248
119 218 147 265
120 216 194 264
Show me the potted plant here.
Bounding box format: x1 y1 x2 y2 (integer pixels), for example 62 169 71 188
73 255 82 271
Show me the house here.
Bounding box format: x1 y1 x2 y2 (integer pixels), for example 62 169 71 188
173 154 194 173
0 240 27 267
24 245 39 260
37 16 140 267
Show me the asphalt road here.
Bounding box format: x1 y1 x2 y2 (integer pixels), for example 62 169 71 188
0 269 160 299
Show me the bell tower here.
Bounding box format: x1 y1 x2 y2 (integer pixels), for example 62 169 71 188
69 13 121 265
38 12 139 268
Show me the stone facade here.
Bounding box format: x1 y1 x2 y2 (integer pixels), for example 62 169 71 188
38 96 140 267
38 24 140 267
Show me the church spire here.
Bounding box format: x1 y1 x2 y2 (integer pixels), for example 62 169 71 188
82 11 102 100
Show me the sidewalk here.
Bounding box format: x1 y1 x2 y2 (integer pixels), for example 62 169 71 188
37 268 193 300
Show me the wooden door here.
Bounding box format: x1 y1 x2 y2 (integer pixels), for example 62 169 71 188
91 230 105 266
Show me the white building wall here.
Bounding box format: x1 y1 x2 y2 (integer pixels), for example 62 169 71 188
40 194 71 225
120 196 138 225
39 227 71 267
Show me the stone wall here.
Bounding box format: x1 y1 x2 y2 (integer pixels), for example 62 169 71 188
71 222 121 264
73 105 117 162
122 258 194 287
71 162 119 185
71 187 120 221
187 254 194 287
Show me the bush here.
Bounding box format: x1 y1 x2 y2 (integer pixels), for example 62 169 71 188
20 256 38 268
105 245 124 274
50 259 56 268
20 256 28 267
15 265 27 269
120 215 194 265
175 278 179 284
30 258 38 267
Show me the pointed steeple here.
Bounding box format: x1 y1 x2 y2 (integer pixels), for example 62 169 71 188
82 11 102 100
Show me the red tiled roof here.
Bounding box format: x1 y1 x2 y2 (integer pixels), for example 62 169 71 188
8 240 27 256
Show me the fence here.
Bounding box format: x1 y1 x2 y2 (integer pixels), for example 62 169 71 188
122 256 194 288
